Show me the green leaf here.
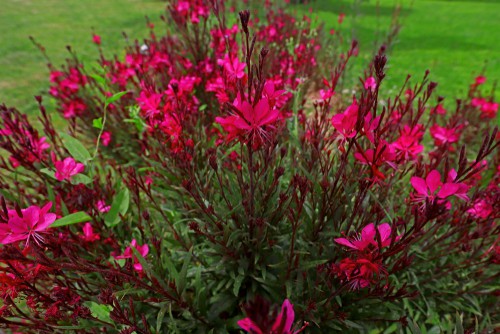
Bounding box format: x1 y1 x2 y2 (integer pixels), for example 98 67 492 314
93 117 103 129
455 313 464 334
104 188 130 227
177 253 191 294
106 91 128 104
85 301 113 324
156 304 168 333
60 133 91 163
408 320 422 334
199 104 207 111
40 168 56 179
51 212 91 228
70 174 92 185
233 275 244 296
344 320 364 330
90 74 106 86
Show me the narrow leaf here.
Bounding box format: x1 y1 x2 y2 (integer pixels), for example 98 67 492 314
51 212 91 228
60 133 91 163
104 188 130 227
106 91 128 104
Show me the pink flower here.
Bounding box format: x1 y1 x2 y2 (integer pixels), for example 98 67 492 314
475 75 486 85
1 203 56 246
333 257 383 290
392 125 424 161
217 54 246 80
62 99 86 119
216 97 279 147
467 199 492 219
335 223 398 251
54 157 85 181
114 239 149 271
429 124 461 146
433 104 447 115
354 142 395 181
96 200 110 213
238 299 304 334
92 34 101 45
331 98 358 140
364 77 377 91
446 169 469 201
471 97 485 108
480 101 498 119
101 131 111 146
81 223 100 242
338 13 346 24
263 81 289 108
136 84 163 119
410 170 466 206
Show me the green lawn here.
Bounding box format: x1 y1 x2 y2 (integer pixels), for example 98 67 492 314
0 0 165 113
1 0 499 114
296 0 500 100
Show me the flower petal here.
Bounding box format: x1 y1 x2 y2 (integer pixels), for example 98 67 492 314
410 176 427 196
426 170 442 194
237 318 263 334
437 183 459 199
334 238 357 249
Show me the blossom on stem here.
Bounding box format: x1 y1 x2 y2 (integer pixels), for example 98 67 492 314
333 256 384 290
1 203 56 246
410 170 468 207
238 299 306 334
429 124 461 147
217 54 246 80
216 96 279 148
364 77 377 91
335 223 397 251
331 98 358 140
54 157 85 181
114 239 149 272
81 223 100 242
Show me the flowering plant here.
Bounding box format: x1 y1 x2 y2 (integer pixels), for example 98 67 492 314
0 0 498 332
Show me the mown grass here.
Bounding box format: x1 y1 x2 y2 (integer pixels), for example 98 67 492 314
0 0 165 113
295 0 500 100
1 0 499 114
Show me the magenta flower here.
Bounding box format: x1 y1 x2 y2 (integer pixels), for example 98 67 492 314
480 101 498 119
101 131 112 147
331 98 358 140
216 97 280 147
410 170 464 206
114 239 149 272
334 257 383 290
1 203 56 246
96 200 111 213
238 299 304 334
474 75 486 85
92 34 101 45
81 223 100 242
392 125 424 161
54 157 85 181
364 77 377 91
430 125 461 146
467 199 492 219
335 223 397 251
446 169 469 201
217 54 246 80
136 84 163 119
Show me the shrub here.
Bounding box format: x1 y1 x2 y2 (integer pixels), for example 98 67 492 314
0 0 498 332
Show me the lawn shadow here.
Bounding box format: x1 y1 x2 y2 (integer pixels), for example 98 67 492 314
295 0 412 17
394 34 488 51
